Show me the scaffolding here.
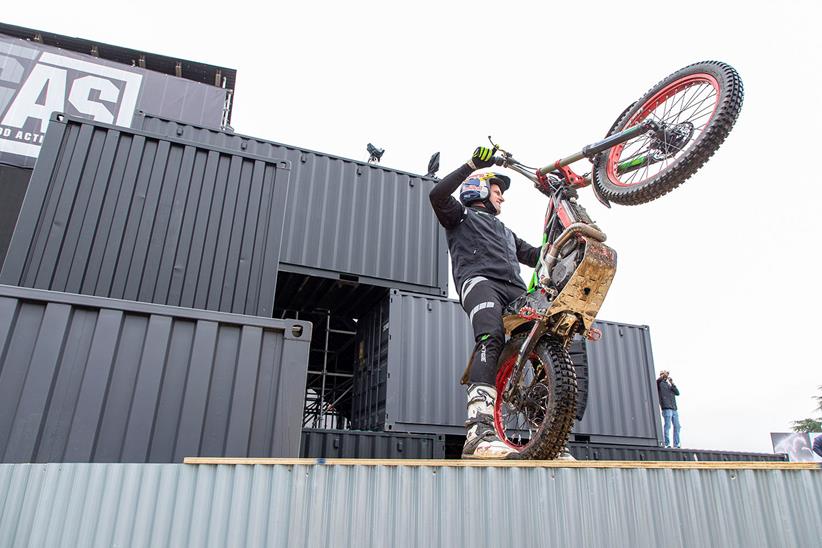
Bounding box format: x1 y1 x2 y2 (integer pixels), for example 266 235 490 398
280 308 356 429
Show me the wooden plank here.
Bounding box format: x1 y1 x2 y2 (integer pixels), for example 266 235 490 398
183 457 816 470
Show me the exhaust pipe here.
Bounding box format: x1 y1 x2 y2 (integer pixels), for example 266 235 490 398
540 223 607 276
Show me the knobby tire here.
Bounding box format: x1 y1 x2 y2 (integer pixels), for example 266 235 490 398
494 334 577 460
592 60 744 205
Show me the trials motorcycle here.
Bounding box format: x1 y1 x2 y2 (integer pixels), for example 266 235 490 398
464 61 744 459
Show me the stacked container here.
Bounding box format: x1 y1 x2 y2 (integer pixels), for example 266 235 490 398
350 290 662 447
0 114 313 461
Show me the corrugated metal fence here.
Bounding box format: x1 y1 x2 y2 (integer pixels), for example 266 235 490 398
0 462 819 548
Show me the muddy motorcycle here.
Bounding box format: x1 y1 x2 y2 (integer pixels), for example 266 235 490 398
469 61 744 459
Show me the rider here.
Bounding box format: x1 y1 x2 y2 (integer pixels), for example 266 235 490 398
429 146 541 458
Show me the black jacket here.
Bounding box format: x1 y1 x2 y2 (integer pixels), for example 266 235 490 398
657 378 680 410
429 163 540 293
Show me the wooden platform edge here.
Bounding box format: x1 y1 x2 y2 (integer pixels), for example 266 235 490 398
182 457 819 470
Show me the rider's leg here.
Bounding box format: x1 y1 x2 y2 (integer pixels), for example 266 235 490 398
460 279 514 458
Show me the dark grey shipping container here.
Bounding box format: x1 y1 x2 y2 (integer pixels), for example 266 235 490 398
352 291 470 434
0 284 312 462
0 165 32 269
569 443 787 463
301 429 445 459
575 320 663 446
0 114 291 317
352 290 660 445
134 112 449 296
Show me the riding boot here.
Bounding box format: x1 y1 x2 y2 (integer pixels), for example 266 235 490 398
462 383 518 459
556 447 577 461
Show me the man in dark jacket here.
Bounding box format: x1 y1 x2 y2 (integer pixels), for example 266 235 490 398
657 370 681 448
429 146 541 459
813 434 822 460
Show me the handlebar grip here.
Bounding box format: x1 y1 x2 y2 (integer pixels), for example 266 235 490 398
493 156 506 166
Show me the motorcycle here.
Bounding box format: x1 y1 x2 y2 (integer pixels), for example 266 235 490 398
468 61 744 459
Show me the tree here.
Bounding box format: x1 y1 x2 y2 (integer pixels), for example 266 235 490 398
791 385 822 433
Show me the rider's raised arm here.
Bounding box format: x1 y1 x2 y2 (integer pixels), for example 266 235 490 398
429 163 473 229
514 234 540 267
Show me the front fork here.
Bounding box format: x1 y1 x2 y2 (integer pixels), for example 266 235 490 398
503 320 547 402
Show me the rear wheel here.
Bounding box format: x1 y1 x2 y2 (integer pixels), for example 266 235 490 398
493 334 577 459
593 61 744 205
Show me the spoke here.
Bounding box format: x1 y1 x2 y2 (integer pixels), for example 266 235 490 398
640 157 650 183
686 101 717 126
666 84 703 123
666 85 715 124
499 361 553 447
659 84 685 122
620 134 653 160
674 94 714 126
660 84 699 123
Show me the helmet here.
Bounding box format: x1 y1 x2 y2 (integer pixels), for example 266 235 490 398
459 172 511 214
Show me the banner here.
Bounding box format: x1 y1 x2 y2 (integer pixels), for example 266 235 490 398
0 33 228 168
770 432 817 462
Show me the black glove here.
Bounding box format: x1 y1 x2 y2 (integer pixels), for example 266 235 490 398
468 146 496 170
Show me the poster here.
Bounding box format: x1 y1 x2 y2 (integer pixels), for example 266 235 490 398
810 432 822 463
770 432 816 462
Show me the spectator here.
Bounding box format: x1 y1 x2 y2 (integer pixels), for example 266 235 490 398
657 370 681 448
813 434 822 459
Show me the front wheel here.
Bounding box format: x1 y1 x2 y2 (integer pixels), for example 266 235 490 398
593 61 744 205
494 334 577 459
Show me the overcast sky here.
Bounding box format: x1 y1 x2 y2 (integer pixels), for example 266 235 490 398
5 0 821 453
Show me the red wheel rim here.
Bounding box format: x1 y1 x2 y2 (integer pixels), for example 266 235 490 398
606 73 720 187
494 354 517 449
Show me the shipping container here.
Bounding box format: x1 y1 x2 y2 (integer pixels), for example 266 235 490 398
301 429 445 459
0 114 292 317
0 165 32 268
351 291 470 434
0 462 818 547
299 428 780 463
351 290 660 445
0 23 235 169
0 284 312 462
575 320 663 446
134 112 449 296
569 442 787 462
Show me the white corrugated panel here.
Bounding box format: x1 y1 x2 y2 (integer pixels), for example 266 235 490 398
1 462 819 548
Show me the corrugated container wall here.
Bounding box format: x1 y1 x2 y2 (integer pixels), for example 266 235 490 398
1 462 819 548
0 165 32 268
134 112 449 296
577 320 662 445
571 443 787 462
300 429 445 459
353 291 471 433
0 114 291 317
352 290 660 444
0 285 312 462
